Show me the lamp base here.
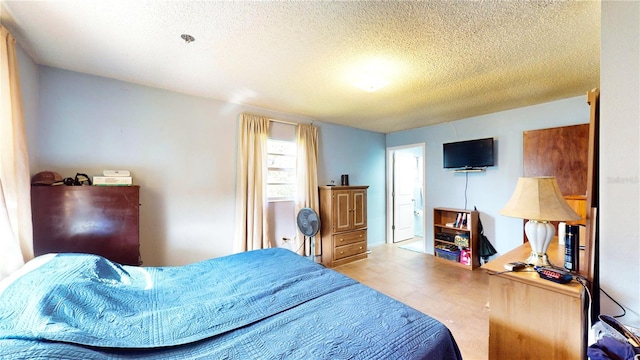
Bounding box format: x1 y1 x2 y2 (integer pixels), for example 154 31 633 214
526 251 550 266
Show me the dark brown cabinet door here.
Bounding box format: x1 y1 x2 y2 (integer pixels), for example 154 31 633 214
31 186 140 265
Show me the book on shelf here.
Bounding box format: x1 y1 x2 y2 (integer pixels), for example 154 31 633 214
454 212 463 228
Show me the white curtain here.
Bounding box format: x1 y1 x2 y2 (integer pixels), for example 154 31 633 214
233 113 271 253
0 25 33 279
295 124 319 256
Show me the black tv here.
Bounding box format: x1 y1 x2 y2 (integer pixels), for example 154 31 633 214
443 137 495 169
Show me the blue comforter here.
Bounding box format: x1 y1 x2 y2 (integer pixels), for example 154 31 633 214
0 248 462 359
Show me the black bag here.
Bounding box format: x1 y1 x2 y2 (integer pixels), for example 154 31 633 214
74 173 92 186
62 173 92 186
475 206 497 263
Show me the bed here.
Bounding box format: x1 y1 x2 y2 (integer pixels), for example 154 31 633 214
0 248 462 359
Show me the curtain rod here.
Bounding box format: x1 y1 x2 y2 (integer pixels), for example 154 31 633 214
269 118 298 126
243 112 312 126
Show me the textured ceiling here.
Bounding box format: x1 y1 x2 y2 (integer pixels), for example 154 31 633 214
0 0 600 133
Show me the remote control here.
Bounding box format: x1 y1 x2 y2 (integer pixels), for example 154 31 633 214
504 261 527 271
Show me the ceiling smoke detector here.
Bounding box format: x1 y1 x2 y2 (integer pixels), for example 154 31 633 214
181 34 195 44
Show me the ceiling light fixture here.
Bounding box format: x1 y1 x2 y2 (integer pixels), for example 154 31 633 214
354 77 390 92
349 57 396 92
181 34 195 44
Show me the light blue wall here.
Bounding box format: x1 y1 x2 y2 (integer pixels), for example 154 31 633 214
386 96 590 256
24 65 386 265
317 122 386 246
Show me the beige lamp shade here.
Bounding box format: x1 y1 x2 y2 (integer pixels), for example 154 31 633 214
500 176 581 221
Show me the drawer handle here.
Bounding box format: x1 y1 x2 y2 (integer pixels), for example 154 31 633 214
359 247 363 250
339 238 344 242
339 251 344 255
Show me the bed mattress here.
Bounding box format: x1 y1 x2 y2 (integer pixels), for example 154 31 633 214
0 248 462 359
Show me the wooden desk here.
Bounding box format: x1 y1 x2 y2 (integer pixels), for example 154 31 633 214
482 242 586 360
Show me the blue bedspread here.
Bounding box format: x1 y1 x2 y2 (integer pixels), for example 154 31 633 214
0 248 462 359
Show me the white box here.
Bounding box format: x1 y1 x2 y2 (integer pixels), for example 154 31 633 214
103 170 130 177
93 176 132 186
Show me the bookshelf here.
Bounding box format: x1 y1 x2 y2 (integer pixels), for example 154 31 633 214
433 207 479 270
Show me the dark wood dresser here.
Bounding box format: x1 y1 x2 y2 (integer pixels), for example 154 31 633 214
31 185 141 265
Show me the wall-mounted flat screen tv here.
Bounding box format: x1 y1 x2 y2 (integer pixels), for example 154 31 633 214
443 137 495 169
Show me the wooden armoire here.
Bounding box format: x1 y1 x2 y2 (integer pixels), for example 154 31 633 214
318 185 368 267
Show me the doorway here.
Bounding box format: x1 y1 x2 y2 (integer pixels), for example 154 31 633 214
386 144 425 249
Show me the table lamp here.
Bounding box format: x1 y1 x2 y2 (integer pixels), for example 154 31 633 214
500 176 581 266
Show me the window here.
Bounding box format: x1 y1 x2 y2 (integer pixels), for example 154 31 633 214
267 139 296 201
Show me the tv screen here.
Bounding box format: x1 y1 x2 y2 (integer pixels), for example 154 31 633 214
443 137 495 169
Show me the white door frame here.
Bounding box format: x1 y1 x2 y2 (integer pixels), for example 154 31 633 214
386 143 426 245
